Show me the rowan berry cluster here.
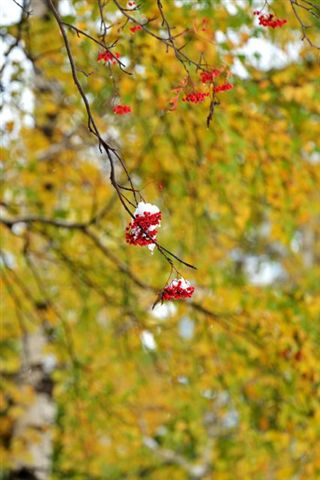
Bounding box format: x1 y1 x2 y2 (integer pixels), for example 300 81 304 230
253 11 287 28
213 83 234 93
113 105 132 115
200 69 221 84
126 204 195 299
125 202 161 252
97 50 120 64
162 278 195 300
182 91 210 103
130 25 142 33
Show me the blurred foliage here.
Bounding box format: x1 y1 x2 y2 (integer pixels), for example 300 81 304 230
1 0 320 478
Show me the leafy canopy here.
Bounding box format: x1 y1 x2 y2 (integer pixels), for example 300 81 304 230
1 0 320 478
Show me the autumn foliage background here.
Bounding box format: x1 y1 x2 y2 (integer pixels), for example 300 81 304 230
1 0 320 478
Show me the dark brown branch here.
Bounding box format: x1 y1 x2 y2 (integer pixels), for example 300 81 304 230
47 0 135 216
112 0 206 71
1 216 88 229
0 0 31 77
61 21 131 72
82 227 154 291
47 0 196 273
289 0 320 49
12 0 31 14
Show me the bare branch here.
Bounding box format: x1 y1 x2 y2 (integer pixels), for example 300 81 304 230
289 0 320 49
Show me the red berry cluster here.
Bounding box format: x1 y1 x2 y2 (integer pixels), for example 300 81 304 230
130 24 142 33
126 211 162 246
113 105 132 115
253 11 287 28
213 83 234 93
182 91 209 103
97 50 120 64
126 203 194 301
162 278 195 300
179 70 233 107
200 69 221 84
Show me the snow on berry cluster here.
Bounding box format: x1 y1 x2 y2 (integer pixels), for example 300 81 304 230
162 278 195 300
127 1 137 10
126 202 162 253
253 11 287 28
